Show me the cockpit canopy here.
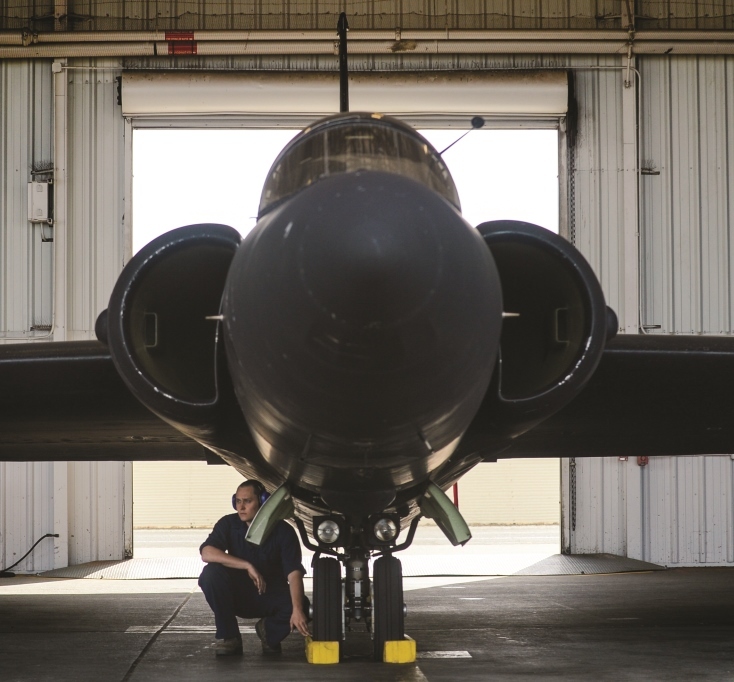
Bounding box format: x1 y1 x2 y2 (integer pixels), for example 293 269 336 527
258 112 461 217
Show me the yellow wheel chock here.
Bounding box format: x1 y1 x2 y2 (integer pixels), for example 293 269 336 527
383 635 416 663
305 636 340 664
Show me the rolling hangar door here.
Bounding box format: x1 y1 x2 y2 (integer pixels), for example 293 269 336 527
122 70 567 530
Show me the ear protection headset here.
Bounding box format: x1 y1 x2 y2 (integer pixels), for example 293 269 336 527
232 480 270 510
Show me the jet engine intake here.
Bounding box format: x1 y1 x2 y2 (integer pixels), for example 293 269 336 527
477 220 614 438
102 224 241 435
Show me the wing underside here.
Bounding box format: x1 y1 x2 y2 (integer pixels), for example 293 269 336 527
494 334 734 458
0 341 206 461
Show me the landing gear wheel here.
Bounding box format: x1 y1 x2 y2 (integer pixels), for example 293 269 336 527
372 555 404 660
313 557 343 642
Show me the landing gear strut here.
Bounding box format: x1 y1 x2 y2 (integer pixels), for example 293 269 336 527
310 549 407 660
297 515 420 663
344 549 371 629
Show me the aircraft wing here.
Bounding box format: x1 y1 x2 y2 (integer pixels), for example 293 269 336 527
0 340 206 462
493 333 734 459
4 334 734 463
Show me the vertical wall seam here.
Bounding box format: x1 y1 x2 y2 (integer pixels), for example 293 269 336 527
696 56 704 333
726 56 732 333
667 57 676 331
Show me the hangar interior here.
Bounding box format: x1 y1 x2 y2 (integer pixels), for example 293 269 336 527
2 1 734 575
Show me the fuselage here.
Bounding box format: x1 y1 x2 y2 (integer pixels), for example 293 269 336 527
219 114 503 518
222 168 503 517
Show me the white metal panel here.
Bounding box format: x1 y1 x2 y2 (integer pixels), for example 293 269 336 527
572 456 734 567
0 61 65 574
640 56 734 334
0 459 129 572
59 57 129 566
568 56 627 324
569 457 627 555
0 462 61 572
68 462 128 564
645 456 734 565
67 59 127 337
0 60 54 340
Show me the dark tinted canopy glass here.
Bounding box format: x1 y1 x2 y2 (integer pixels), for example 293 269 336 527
259 113 460 216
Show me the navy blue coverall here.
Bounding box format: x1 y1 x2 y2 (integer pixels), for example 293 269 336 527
198 515 308 646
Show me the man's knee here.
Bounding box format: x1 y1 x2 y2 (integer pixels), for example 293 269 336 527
198 562 228 590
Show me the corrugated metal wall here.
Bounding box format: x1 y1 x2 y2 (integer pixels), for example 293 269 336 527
570 455 734 565
568 55 734 566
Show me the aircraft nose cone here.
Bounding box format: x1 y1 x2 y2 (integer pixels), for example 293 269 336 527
298 177 442 329
222 170 502 452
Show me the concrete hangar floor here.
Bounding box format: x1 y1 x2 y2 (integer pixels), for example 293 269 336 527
1 532 734 681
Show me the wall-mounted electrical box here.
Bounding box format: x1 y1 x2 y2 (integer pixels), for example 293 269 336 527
27 181 51 223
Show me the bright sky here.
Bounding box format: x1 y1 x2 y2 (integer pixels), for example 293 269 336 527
132 128 558 253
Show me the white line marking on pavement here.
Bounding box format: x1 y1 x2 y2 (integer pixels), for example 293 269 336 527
417 651 472 659
126 625 255 634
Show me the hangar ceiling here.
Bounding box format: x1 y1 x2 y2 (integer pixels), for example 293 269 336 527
1 0 733 32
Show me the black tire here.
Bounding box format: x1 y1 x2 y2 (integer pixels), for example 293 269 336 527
313 557 342 641
372 555 404 660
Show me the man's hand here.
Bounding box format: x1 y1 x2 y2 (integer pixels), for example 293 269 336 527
246 563 266 595
290 607 311 637
287 569 311 637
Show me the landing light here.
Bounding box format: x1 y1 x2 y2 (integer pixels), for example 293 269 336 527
373 517 398 542
316 519 341 544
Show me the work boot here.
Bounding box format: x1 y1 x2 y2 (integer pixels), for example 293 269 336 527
255 618 282 654
214 635 243 656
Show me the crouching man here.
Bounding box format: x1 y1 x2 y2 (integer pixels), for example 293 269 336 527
199 480 311 656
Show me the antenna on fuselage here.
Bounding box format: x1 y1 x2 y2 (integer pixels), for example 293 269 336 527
439 116 486 156
338 12 349 112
